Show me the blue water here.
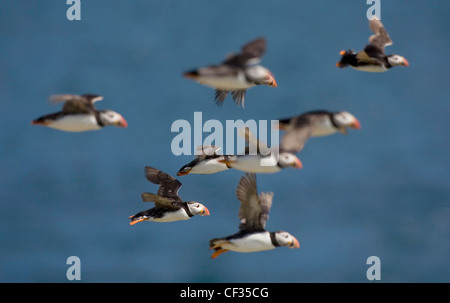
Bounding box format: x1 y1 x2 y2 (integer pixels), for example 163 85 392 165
0 0 449 282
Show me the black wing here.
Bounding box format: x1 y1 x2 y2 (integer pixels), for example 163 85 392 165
49 94 103 114
278 111 328 153
223 37 267 67
364 18 393 58
145 166 182 201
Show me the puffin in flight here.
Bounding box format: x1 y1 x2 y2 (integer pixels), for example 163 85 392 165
278 110 361 154
218 128 302 173
336 18 409 72
177 145 231 176
129 166 210 225
31 94 127 132
209 173 299 258
183 37 277 107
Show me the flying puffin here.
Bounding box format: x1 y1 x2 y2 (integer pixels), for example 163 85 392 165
209 173 299 258
177 145 231 176
336 18 409 72
129 166 210 225
278 110 361 154
183 37 277 107
218 128 302 173
31 94 127 132
219 152 302 174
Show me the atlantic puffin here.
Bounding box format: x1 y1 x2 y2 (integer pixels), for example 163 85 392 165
209 173 299 258
129 166 210 225
177 145 231 176
219 152 302 174
278 110 361 153
218 128 302 173
183 37 277 107
336 18 409 72
31 94 127 132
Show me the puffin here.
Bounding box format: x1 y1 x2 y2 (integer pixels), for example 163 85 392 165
129 166 210 225
219 152 302 174
218 128 302 173
183 37 277 107
209 173 299 258
31 94 127 132
278 110 361 153
336 18 409 72
177 145 231 176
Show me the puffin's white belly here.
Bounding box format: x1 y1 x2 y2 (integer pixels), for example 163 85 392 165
223 233 275 253
196 72 253 90
48 115 101 132
228 155 281 173
149 209 190 222
351 65 388 72
190 158 229 174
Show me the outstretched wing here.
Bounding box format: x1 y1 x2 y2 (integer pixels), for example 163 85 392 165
223 37 267 67
365 18 393 57
49 94 103 114
141 192 179 210
236 173 273 232
195 145 222 157
145 166 182 201
239 127 271 156
278 115 315 153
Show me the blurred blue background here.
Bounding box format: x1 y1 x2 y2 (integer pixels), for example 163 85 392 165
0 0 449 282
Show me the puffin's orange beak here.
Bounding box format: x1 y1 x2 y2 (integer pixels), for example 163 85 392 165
352 118 361 130
290 236 300 249
402 58 409 67
118 116 128 128
293 157 303 169
201 206 210 216
267 72 277 87
270 76 277 87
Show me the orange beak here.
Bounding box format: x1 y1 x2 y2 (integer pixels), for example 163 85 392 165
340 50 347 56
402 58 409 67
201 206 210 216
118 116 128 128
290 236 300 249
352 118 361 129
267 72 277 87
293 157 303 169
270 76 277 87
